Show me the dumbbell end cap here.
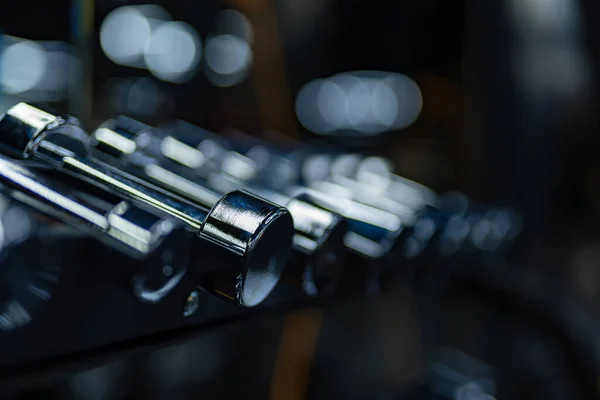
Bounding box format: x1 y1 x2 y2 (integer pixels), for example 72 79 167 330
199 190 294 307
286 193 348 297
301 216 347 296
0 103 88 159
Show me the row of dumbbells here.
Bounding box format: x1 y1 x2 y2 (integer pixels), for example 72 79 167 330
0 103 520 330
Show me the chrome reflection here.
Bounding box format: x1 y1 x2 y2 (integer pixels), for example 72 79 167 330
0 155 190 304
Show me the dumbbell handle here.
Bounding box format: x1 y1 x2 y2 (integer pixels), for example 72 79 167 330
0 155 178 261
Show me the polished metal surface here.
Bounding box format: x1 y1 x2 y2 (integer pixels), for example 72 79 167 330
288 186 402 259
0 103 65 158
0 155 190 304
93 117 346 297
198 190 294 306
0 103 294 306
284 192 347 295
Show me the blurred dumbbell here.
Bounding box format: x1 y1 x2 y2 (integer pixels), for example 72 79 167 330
161 124 458 270
224 131 521 262
221 130 435 212
0 103 295 307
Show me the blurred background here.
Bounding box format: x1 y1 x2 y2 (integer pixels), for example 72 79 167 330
4 0 600 398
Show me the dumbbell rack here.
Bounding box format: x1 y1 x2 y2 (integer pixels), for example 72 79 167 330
0 103 518 390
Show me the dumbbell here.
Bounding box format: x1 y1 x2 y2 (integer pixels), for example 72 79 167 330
91 116 348 298
0 153 189 334
0 103 295 307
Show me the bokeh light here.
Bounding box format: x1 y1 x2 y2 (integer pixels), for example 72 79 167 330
0 40 47 94
295 79 331 134
296 71 423 136
204 34 253 87
100 6 152 67
0 37 79 101
317 79 347 128
100 5 201 83
144 22 201 83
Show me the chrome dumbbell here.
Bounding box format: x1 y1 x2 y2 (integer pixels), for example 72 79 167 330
0 103 295 307
0 154 189 316
92 117 348 298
